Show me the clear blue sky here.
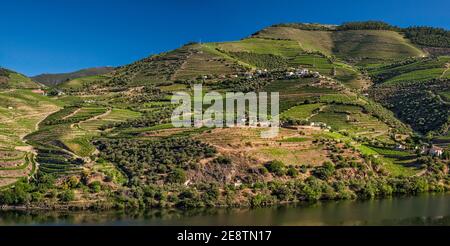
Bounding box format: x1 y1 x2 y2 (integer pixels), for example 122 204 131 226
1 0 449 76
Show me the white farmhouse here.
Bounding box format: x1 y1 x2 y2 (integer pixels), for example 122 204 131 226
429 146 444 157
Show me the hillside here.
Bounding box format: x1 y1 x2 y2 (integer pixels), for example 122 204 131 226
0 67 41 89
0 21 449 210
253 26 426 65
0 90 61 187
32 66 115 86
61 22 429 93
367 56 450 136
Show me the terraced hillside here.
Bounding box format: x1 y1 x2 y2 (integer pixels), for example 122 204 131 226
0 90 60 187
370 78 450 135
253 26 425 65
367 56 450 136
110 43 245 86
367 56 450 85
1 21 449 209
25 105 141 176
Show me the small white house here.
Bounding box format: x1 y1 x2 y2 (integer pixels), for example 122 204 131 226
395 144 406 150
285 71 295 77
295 68 309 76
429 146 444 157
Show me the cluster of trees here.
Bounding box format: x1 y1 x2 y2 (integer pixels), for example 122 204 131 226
404 27 450 48
337 21 398 31
0 173 74 206
93 137 217 185
214 78 270 92
271 23 335 31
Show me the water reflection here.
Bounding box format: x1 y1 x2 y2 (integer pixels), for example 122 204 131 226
0 193 449 226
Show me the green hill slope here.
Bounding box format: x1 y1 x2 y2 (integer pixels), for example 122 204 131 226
32 67 115 86
0 68 41 89
2 21 449 209
367 56 450 85
87 23 427 92
57 74 112 90
254 26 426 65
110 43 245 86
367 56 450 135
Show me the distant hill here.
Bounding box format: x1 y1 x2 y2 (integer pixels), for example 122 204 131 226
0 67 41 89
93 22 427 91
32 66 115 86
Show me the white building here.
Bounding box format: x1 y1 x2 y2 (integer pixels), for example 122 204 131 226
429 146 444 157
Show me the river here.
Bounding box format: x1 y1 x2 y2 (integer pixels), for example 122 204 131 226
1 193 449 226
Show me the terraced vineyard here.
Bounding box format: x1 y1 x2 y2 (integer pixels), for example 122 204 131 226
0 90 61 186
23 105 141 176
367 56 450 85
0 21 449 210
254 26 426 64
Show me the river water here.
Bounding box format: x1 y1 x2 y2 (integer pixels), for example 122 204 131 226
0 193 449 226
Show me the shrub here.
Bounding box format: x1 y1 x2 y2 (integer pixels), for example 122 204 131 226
89 181 102 193
167 168 187 184
265 160 286 176
59 190 75 202
313 161 335 180
214 156 232 165
66 176 79 189
287 167 299 177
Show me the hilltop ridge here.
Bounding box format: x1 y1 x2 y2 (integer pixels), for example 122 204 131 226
0 67 41 89
32 66 115 86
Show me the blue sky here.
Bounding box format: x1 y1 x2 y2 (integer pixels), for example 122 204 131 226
1 0 449 76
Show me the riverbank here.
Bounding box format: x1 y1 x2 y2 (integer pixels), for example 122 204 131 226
1 193 449 226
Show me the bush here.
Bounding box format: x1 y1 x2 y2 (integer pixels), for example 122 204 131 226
313 161 335 180
251 194 273 207
66 176 79 189
299 178 323 201
59 190 75 202
214 156 232 165
89 181 102 193
287 167 299 177
264 160 286 176
167 168 187 184
176 190 203 208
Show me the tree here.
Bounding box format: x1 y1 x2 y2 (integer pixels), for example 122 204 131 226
47 88 59 97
